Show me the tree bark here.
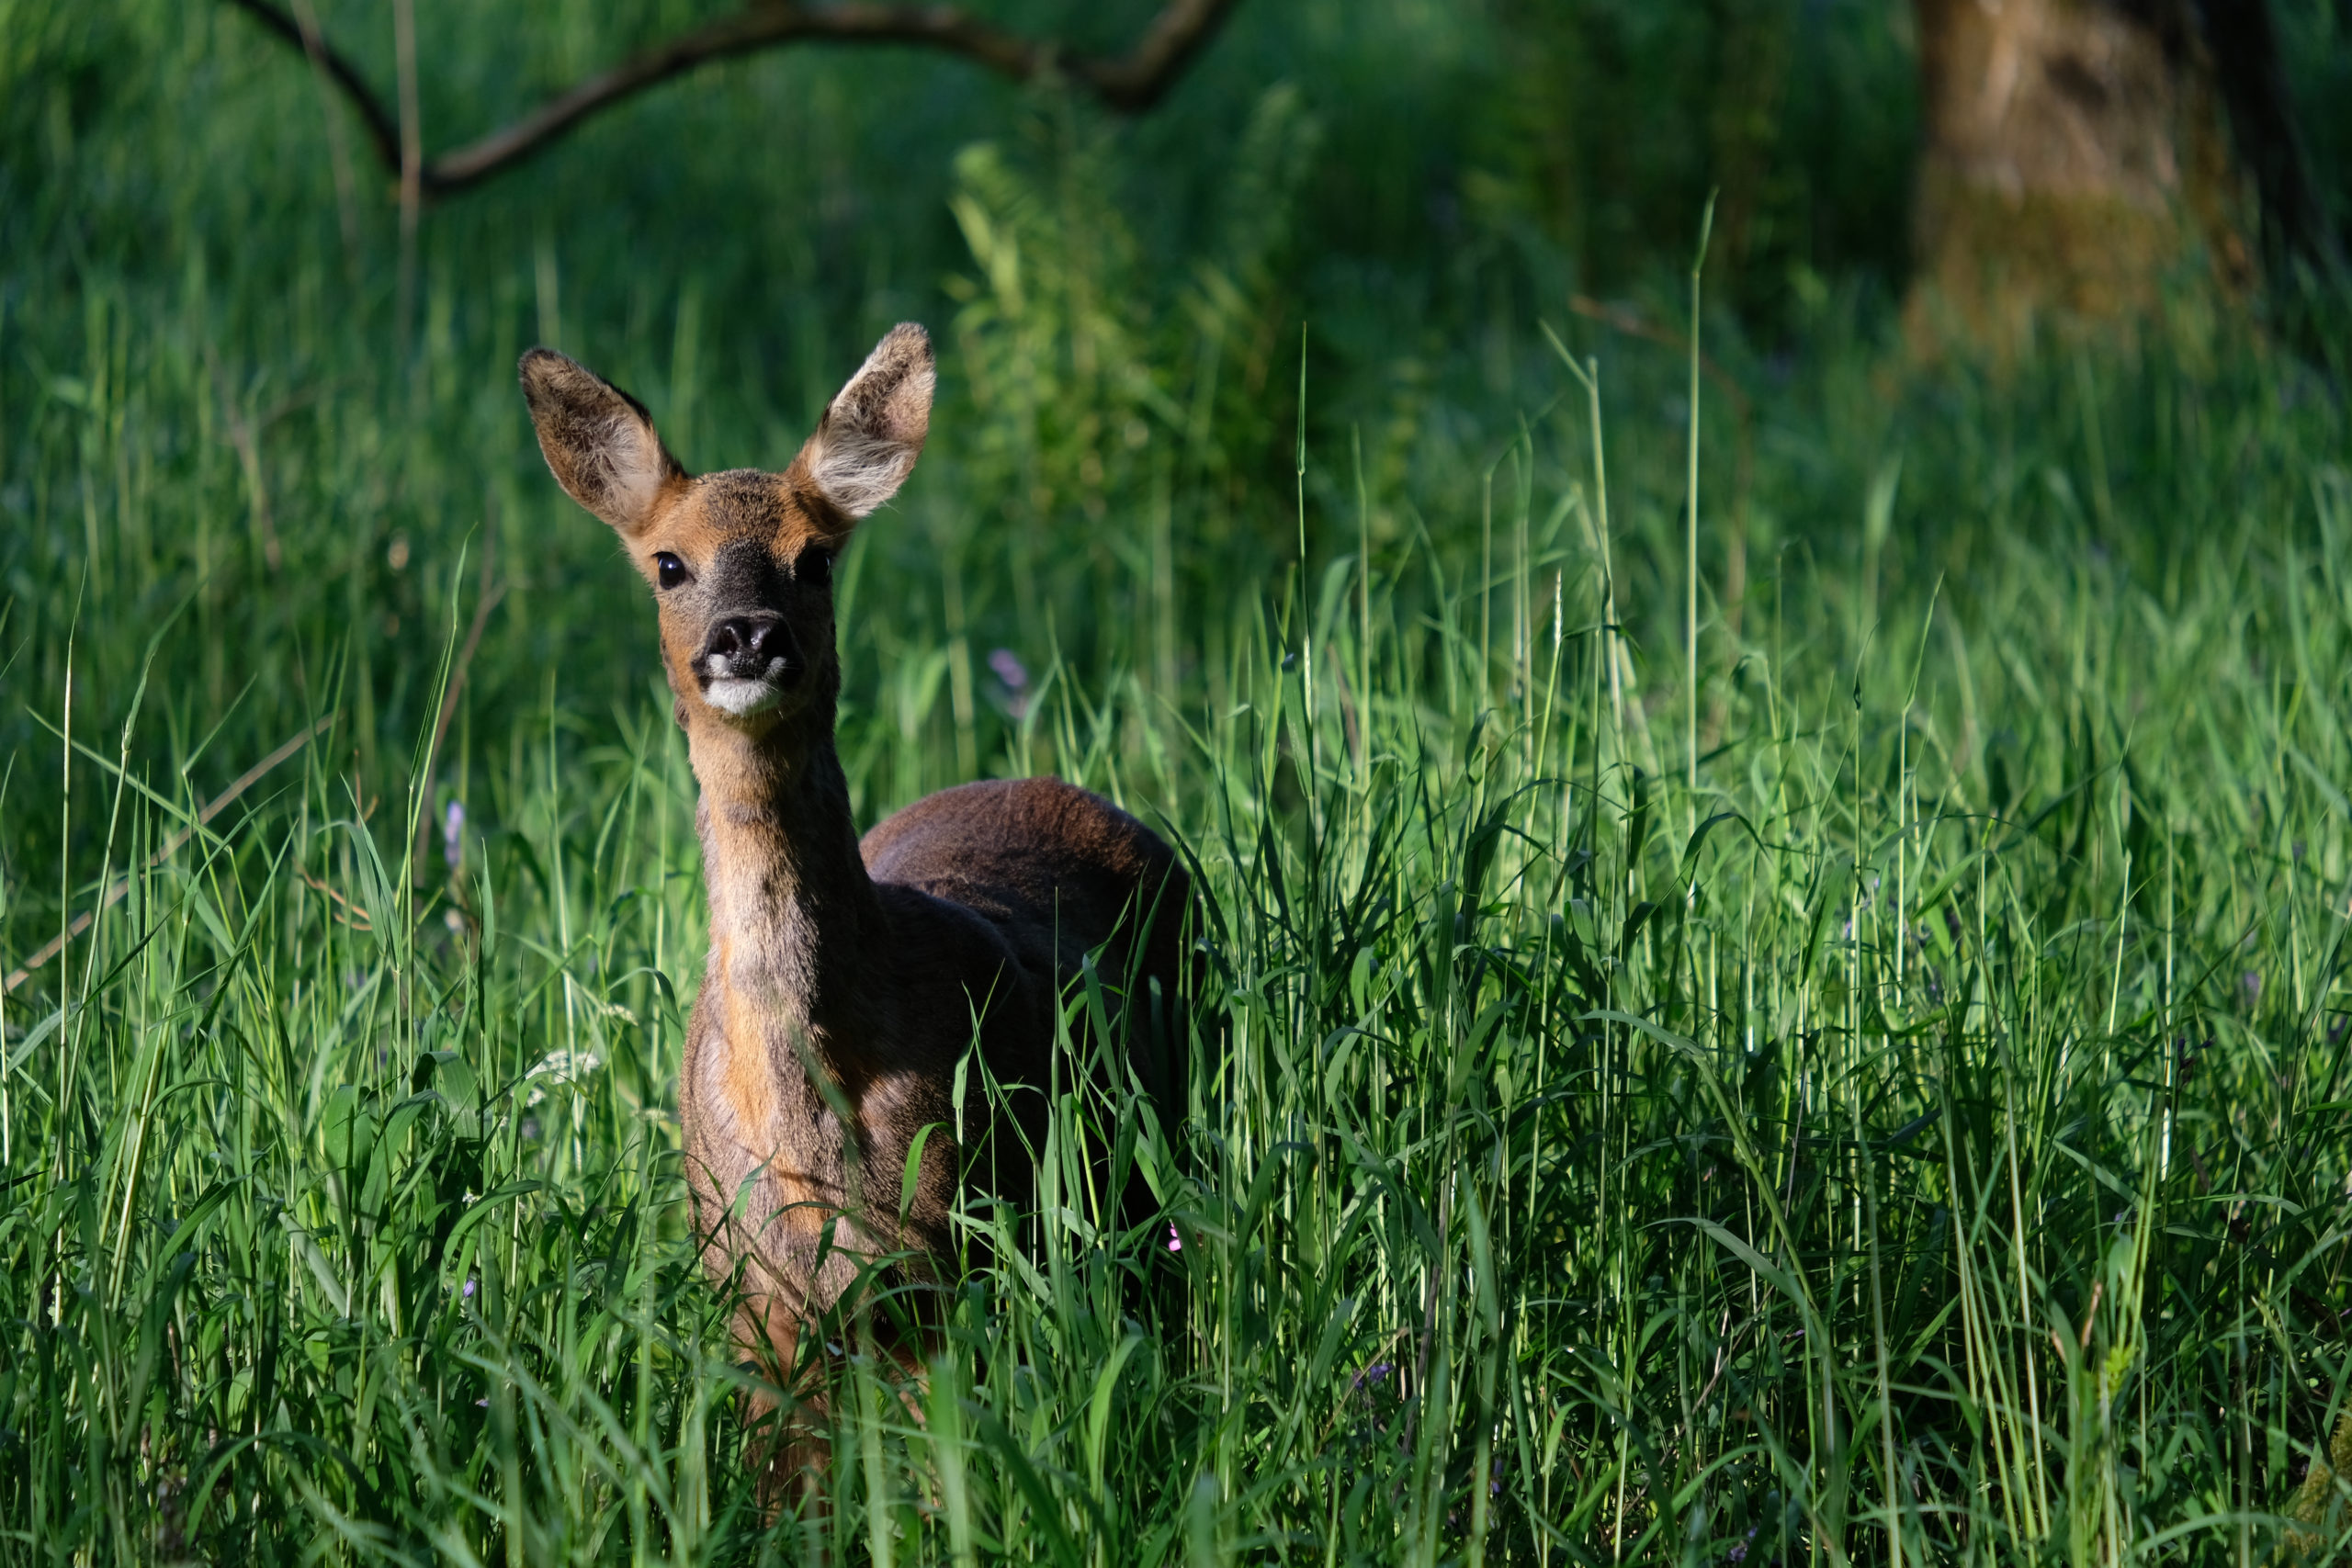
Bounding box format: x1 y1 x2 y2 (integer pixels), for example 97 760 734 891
1906 0 2323 355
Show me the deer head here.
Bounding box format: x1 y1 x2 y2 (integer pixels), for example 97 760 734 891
519 324 934 745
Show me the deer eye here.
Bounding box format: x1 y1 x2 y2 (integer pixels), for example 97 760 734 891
797 547 834 590
653 552 689 590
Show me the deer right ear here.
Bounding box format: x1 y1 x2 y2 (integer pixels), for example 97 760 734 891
518 349 684 536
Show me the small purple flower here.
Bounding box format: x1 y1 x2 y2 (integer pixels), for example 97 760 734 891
1353 1362 1394 1390
988 649 1029 691
461 1276 477 1300
443 801 466 870
1166 1223 1182 1253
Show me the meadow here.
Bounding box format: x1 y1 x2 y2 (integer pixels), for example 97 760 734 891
8 2 2352 1562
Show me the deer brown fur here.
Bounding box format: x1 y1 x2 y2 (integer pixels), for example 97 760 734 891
518 324 1189 1486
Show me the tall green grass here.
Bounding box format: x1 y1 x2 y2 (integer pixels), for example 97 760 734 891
12 315 2352 1562
11 2 2352 1562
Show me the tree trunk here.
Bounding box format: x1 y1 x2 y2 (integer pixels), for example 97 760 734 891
1905 0 2316 355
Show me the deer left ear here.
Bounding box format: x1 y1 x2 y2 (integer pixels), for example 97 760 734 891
519 349 684 537
792 323 934 529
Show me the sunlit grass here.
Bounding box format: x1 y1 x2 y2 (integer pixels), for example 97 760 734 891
12 318 2352 1562
9 4 2352 1562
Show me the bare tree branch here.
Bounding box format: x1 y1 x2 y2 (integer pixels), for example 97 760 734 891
223 0 402 176
222 0 1242 197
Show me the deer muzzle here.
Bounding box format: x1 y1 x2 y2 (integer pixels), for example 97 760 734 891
695 615 805 716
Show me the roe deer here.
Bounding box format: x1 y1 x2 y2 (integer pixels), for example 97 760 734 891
518 323 1189 1481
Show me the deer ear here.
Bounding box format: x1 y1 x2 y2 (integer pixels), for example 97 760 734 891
792 323 933 528
518 349 684 536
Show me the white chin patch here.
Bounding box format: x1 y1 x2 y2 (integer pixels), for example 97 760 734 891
703 678 782 717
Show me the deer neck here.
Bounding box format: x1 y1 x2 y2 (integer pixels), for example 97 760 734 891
686 704 884 1056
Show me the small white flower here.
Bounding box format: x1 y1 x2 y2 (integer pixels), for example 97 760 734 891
522 1049 605 1107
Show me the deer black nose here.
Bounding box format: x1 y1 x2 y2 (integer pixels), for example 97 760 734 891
705 616 801 682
